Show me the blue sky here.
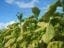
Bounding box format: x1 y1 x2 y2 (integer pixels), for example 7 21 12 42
0 0 63 28
0 0 58 22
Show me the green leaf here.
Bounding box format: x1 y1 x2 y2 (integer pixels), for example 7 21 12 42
42 24 55 44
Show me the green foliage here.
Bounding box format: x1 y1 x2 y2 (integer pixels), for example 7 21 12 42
47 41 64 48
16 12 23 24
32 7 40 16
32 7 40 20
40 0 61 22
0 31 4 48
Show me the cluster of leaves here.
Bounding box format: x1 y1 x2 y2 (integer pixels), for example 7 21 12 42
0 0 64 48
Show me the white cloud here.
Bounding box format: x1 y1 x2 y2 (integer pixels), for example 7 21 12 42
0 23 5 29
0 21 16 29
5 0 39 8
5 0 15 4
5 21 16 26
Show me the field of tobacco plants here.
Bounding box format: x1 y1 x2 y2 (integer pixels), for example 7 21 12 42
0 0 64 48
